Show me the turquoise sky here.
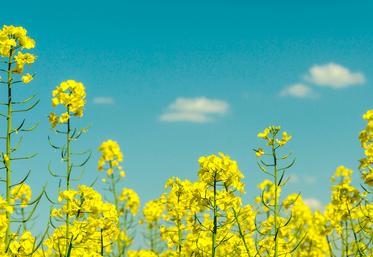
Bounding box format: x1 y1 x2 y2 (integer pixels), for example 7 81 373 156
2 0 373 226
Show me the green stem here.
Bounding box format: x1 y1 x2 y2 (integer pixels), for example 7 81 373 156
5 48 13 245
272 142 279 257
121 210 129 255
100 229 104 256
150 223 158 252
177 219 182 257
346 202 363 256
308 241 313 255
344 221 349 256
232 208 251 257
212 173 217 257
110 173 119 209
65 113 71 256
340 220 346 257
66 113 71 190
177 194 182 257
21 207 27 232
326 235 335 257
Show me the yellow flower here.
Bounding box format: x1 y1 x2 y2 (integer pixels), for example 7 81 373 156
48 112 58 128
14 52 36 65
21 73 33 84
107 168 114 176
3 154 9 163
362 171 373 186
51 208 60 217
58 112 70 123
13 52 36 74
256 148 264 157
362 110 373 120
51 97 59 107
257 128 270 139
276 131 292 146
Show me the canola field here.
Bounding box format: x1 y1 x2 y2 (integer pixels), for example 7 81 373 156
0 25 372 257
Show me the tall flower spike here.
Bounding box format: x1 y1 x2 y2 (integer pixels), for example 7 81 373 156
0 25 39 247
254 126 298 257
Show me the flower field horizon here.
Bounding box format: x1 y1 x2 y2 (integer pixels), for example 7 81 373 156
1 8 373 256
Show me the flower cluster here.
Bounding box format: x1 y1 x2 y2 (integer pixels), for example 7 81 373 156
0 196 43 256
0 25 35 55
257 125 292 147
46 185 119 256
359 109 373 186
49 80 86 127
323 166 372 256
198 152 245 193
0 196 12 233
98 139 125 176
118 188 141 216
0 25 36 84
142 199 164 226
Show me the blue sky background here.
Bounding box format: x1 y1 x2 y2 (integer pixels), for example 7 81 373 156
2 0 373 232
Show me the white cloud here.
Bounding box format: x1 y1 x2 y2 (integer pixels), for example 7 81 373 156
160 112 210 123
287 174 316 185
92 97 115 105
305 62 365 88
160 97 229 123
303 198 323 211
279 83 318 98
168 97 229 113
304 175 316 184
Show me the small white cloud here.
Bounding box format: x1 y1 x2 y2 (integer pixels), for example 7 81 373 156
305 63 365 88
303 198 323 211
287 174 316 185
160 112 210 123
160 97 229 123
304 175 316 184
280 83 318 99
168 97 229 113
92 97 115 105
